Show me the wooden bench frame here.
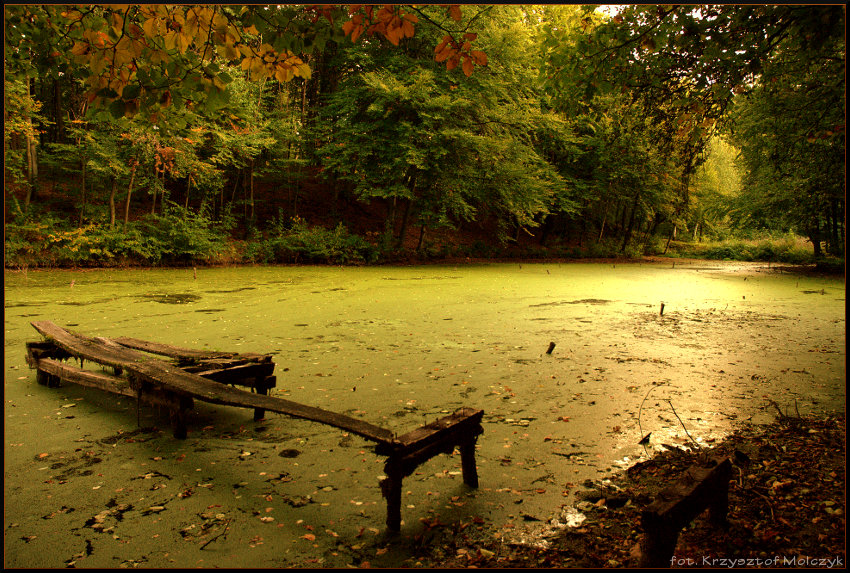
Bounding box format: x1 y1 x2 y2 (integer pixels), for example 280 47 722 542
25 320 485 530
639 456 733 567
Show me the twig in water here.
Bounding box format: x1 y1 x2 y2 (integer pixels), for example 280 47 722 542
638 383 664 455
200 518 232 550
664 399 700 449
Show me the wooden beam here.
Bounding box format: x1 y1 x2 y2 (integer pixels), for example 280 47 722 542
112 336 271 362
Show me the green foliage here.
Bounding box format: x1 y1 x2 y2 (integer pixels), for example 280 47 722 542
3 4 844 268
669 235 814 264
4 201 232 267
260 216 378 265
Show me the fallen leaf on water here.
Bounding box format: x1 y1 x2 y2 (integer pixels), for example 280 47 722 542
376 547 388 555
301 533 316 541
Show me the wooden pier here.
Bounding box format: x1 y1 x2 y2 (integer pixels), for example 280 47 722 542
25 320 484 530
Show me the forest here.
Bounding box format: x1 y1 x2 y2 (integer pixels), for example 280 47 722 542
4 4 845 269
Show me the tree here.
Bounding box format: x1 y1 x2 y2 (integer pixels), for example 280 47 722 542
316 5 566 249
727 40 845 256
543 4 845 254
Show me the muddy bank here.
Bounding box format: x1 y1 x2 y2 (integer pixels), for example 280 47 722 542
4 261 844 568
409 413 845 569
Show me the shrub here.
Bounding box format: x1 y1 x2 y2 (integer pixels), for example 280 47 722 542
137 202 230 265
266 217 377 264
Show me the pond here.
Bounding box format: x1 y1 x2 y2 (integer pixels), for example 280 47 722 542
4 261 845 567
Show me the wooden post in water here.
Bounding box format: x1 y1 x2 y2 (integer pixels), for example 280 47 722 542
459 438 479 487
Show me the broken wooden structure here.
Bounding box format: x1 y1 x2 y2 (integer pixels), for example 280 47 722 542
638 455 733 567
25 320 484 531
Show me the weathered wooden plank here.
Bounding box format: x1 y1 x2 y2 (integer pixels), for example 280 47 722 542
112 336 271 363
33 357 133 396
30 321 394 444
376 407 484 455
31 357 194 423
192 362 276 385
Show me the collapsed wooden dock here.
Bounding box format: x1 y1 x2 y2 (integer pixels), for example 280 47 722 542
25 320 484 531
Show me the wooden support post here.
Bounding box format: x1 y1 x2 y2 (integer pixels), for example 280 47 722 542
459 438 479 488
376 408 484 530
639 456 732 567
253 375 275 421
169 396 194 439
380 464 404 531
171 407 188 439
36 368 61 388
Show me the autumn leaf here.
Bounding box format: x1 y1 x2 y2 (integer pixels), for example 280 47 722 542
470 50 488 66
462 55 474 77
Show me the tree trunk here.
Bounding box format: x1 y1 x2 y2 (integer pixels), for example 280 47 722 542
124 163 136 225
416 224 427 253
230 168 242 203
664 226 675 254
249 159 255 222
79 160 87 227
397 197 414 250
182 175 189 210
383 198 397 248
808 218 823 258
52 77 65 144
24 76 38 209
621 192 641 253
151 168 158 215
108 177 117 228
597 198 611 244
396 173 417 249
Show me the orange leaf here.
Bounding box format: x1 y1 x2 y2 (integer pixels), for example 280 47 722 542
470 50 488 66
448 5 462 22
462 55 474 77
301 533 316 541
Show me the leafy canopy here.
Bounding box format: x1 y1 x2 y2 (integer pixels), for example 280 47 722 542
4 4 486 122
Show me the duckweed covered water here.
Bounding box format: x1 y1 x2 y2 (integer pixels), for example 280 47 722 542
4 261 845 567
